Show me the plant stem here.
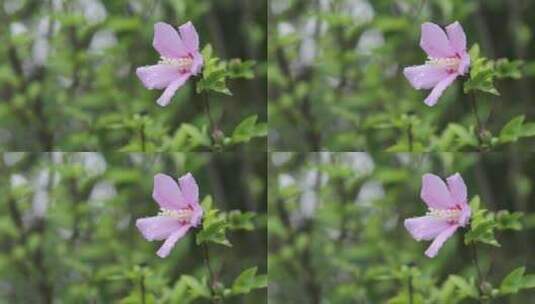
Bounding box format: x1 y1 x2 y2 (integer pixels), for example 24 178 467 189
470 92 484 149
408 273 414 304
408 120 414 152
140 272 146 304
202 243 220 303
471 243 484 300
414 0 427 17
202 92 216 136
140 121 146 152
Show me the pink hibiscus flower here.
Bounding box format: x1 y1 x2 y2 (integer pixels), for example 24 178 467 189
136 21 204 107
136 173 203 258
404 173 471 258
403 21 470 107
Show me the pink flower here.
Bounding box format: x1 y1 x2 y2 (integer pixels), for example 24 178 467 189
403 21 470 107
404 173 471 258
136 173 203 258
136 22 203 107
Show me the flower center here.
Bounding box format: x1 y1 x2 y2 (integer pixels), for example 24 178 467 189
426 207 461 222
426 57 460 71
159 56 193 73
158 207 193 223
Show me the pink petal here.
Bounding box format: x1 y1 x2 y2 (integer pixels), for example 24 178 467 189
403 64 449 90
153 22 189 59
190 52 204 76
459 205 472 227
136 64 180 90
156 74 190 107
157 225 190 258
420 22 455 58
424 73 457 106
421 173 455 209
445 21 467 54
179 21 199 52
446 173 467 205
425 225 459 258
136 216 183 241
404 216 452 241
153 173 185 210
190 203 203 227
178 173 199 205
458 53 471 75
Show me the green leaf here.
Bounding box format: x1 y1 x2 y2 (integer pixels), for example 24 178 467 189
196 44 232 95
499 115 525 143
464 196 500 247
231 267 268 295
500 267 525 295
180 275 211 298
448 275 479 299
495 59 523 79
522 274 535 289
196 196 232 247
496 210 523 231
227 210 256 231
463 44 503 96
231 115 268 144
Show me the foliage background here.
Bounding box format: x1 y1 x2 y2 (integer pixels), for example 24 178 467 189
268 0 535 151
0 152 267 303
0 0 267 151
269 152 535 303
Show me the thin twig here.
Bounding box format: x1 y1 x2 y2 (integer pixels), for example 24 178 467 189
202 92 216 136
471 243 484 302
140 121 146 152
470 92 484 149
202 243 221 303
140 272 146 304
408 120 414 152
413 0 427 18
408 273 414 304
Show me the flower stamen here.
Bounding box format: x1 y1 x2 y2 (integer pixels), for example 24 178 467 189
158 208 193 223
426 57 460 71
426 207 461 222
159 56 193 73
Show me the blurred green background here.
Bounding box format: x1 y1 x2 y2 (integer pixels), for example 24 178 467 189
0 152 267 303
268 0 535 151
0 0 267 151
269 152 535 303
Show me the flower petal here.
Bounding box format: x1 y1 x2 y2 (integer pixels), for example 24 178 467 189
420 22 456 58
423 73 457 106
153 173 185 210
157 225 190 258
403 64 449 90
404 216 452 241
446 173 467 206
179 21 200 52
136 64 180 90
136 216 182 241
190 52 204 76
425 225 459 258
153 22 188 59
458 52 471 76
421 173 455 209
446 21 467 54
156 74 190 107
178 173 199 205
